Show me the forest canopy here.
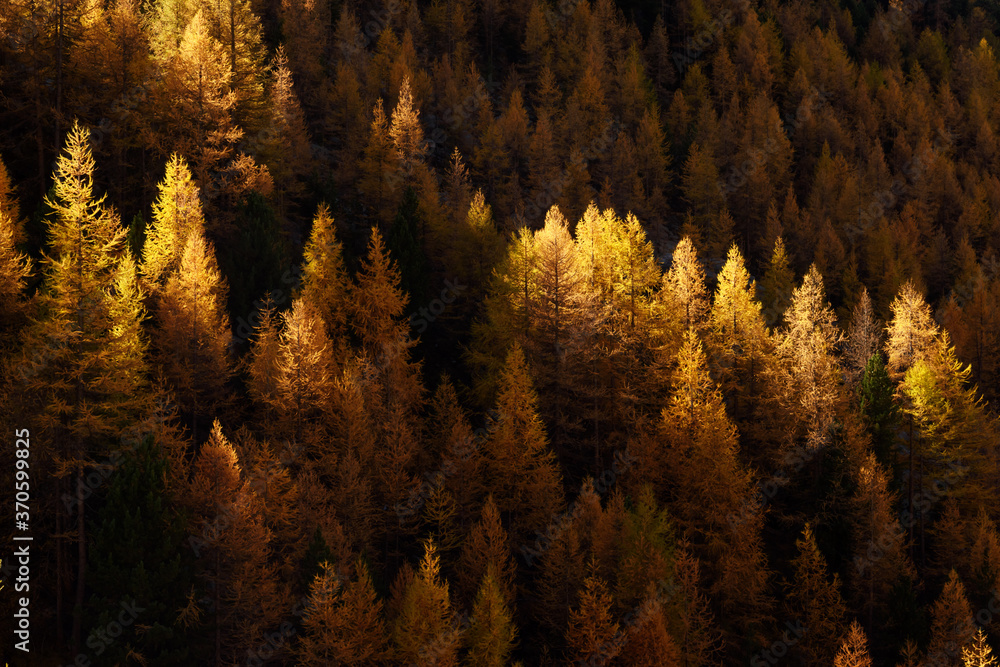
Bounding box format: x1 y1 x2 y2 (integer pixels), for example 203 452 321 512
4 0 1000 664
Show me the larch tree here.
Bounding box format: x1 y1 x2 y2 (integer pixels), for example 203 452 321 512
784 523 848 666
185 419 288 666
271 297 335 448
926 570 976 667
298 203 351 361
773 265 842 452
886 280 941 546
298 560 387 665
153 9 240 192
142 154 206 295
256 46 311 210
844 287 883 387
849 452 916 633
963 629 999 667
0 159 30 330
833 621 873 667
660 235 708 347
389 75 426 184
393 539 461 666
709 243 770 421
19 122 148 651
564 568 621 666
484 344 564 547
154 227 231 442
360 98 399 226
465 565 518 667
886 280 939 379
529 205 601 457
656 329 772 649
456 495 516 607
759 235 795 328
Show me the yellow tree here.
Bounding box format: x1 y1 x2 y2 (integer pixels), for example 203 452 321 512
485 345 564 547
0 158 30 330
963 629 999 667
565 568 621 665
298 203 351 360
926 570 975 667
834 621 873 667
255 46 311 210
185 420 288 666
393 539 460 665
142 154 207 295
360 98 398 226
19 122 148 649
656 235 708 369
709 243 771 421
389 76 426 183
153 9 241 195
271 298 335 448
465 565 518 667
773 265 842 452
529 205 601 457
154 228 231 442
655 330 772 647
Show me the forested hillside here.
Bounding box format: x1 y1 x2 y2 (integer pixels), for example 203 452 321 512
3 0 1000 664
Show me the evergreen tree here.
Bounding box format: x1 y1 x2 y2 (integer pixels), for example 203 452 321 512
465 565 518 667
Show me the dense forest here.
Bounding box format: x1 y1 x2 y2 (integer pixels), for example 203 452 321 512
5 0 1000 663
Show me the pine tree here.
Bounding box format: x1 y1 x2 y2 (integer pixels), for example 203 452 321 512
298 203 351 357
565 567 621 666
963 629 999 667
926 570 976 667
154 228 231 442
709 243 770 420
86 435 194 664
785 523 847 665
760 236 795 327
858 352 900 473
298 560 387 665
465 565 518 667
834 621 873 667
456 495 516 607
142 154 206 295
393 539 461 665
19 122 149 650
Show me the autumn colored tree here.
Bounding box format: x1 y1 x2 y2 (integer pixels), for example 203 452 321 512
784 523 847 665
709 243 770 420
298 203 351 359
465 565 518 667
925 570 976 667
298 560 387 665
142 154 207 295
484 344 564 547
393 539 461 665
963 629 999 667
154 228 231 442
19 122 149 650
834 621 873 667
